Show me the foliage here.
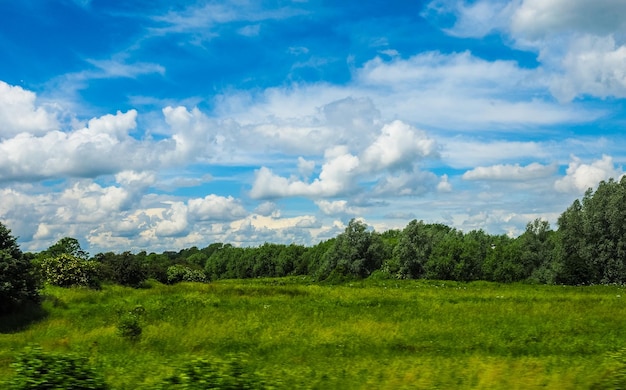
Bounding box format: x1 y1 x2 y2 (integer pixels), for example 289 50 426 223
38 253 100 288
7 346 108 389
166 265 207 284
392 220 451 279
116 305 146 342
95 251 147 287
557 177 626 284
41 237 89 260
316 219 384 280
159 355 269 389
0 222 39 315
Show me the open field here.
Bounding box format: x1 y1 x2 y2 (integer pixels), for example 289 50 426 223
1 278 626 389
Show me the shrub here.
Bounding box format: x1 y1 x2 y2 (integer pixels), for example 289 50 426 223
38 254 100 288
159 355 269 389
7 346 109 389
117 306 145 341
167 265 208 284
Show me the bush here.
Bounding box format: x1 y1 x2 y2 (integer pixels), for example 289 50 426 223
159 355 269 389
167 265 208 284
7 346 109 389
117 306 145 341
0 223 40 315
38 254 100 288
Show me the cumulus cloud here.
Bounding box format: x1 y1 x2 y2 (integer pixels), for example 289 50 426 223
188 194 247 221
0 110 145 181
361 120 437 172
554 155 624 193
0 81 59 138
463 162 557 181
426 0 626 102
154 201 189 237
250 121 439 199
550 35 626 101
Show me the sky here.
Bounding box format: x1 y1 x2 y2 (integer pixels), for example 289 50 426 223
1 0 626 254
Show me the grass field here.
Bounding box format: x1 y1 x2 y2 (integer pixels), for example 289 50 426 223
1 278 626 389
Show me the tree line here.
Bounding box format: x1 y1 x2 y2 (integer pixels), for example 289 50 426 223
2 177 626 315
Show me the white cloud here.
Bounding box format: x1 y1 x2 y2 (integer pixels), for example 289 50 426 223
361 120 437 172
437 174 453 192
254 201 279 217
154 201 189 237
463 162 557 181
555 155 624 193
315 200 360 216
250 120 439 200
188 194 247 221
297 157 316 179
511 0 626 40
443 139 549 169
0 81 59 138
372 171 439 196
426 0 626 102
550 35 626 101
250 150 360 199
0 110 146 181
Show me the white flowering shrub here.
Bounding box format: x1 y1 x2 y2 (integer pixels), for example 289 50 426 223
166 265 208 284
38 254 100 288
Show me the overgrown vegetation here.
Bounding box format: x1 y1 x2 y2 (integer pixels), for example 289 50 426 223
7 346 109 389
1 279 626 388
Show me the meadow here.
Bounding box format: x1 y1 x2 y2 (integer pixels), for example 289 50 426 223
1 278 626 389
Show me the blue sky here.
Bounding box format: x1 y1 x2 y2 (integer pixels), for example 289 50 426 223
1 0 626 253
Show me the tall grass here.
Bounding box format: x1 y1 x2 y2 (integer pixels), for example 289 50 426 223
1 278 625 389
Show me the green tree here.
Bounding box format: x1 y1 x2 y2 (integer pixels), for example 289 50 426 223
317 219 384 280
519 219 557 283
42 237 88 260
0 222 40 315
556 177 626 284
96 251 147 287
554 199 591 284
392 220 451 279
482 235 525 283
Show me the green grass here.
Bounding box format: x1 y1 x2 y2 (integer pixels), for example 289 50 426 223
1 278 626 389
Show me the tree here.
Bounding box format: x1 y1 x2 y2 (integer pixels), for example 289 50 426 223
317 219 384 280
554 199 592 284
482 235 524 283
556 177 626 284
392 221 451 279
0 222 39 315
43 237 88 260
96 252 147 287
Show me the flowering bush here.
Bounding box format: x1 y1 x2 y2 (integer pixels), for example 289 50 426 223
166 265 208 284
38 253 100 288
